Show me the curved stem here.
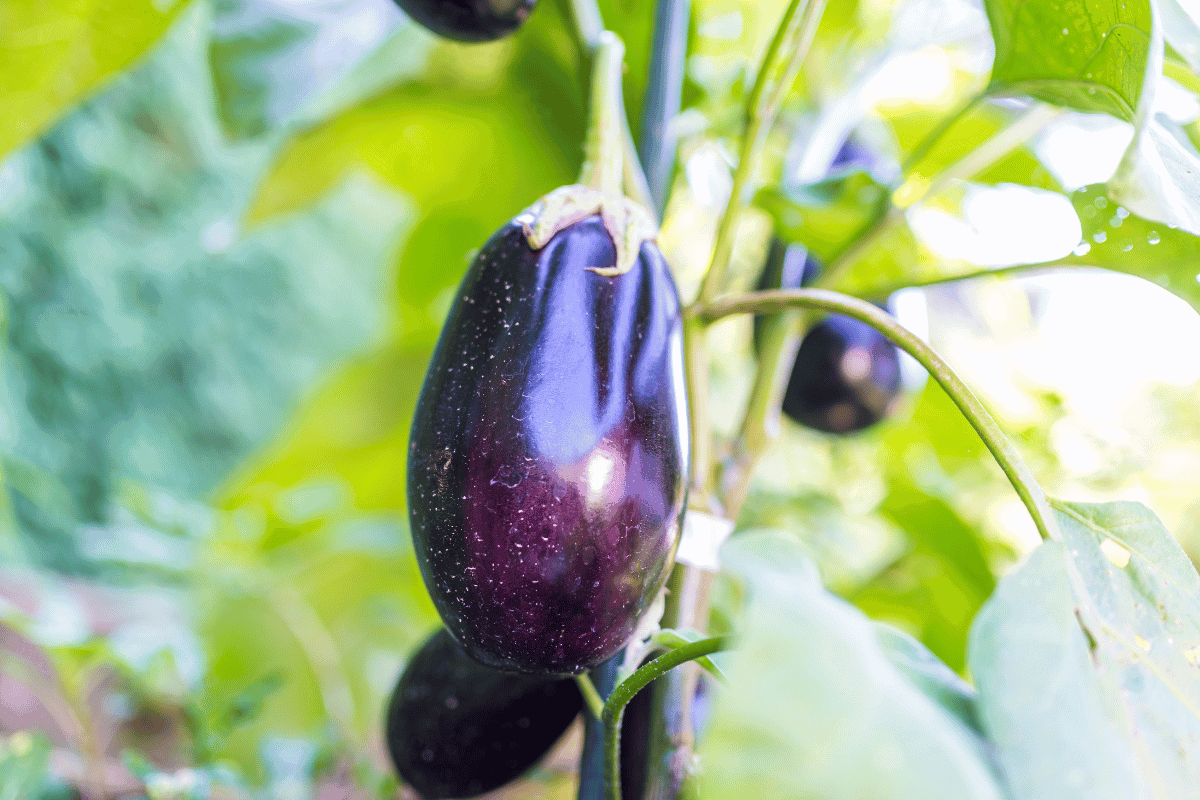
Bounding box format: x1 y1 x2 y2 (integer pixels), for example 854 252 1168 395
580 32 627 196
639 0 692 216
695 289 1057 542
603 637 731 800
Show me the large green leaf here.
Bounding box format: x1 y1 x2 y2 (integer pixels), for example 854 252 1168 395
208 0 434 138
696 530 1005 800
969 500 1200 799
1061 182 1200 312
1161 0 1200 69
984 0 1155 121
0 11 411 572
852 480 996 672
1109 115 1200 236
0 0 184 160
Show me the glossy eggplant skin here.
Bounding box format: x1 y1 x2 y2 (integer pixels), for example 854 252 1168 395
392 0 537 43
781 312 901 434
384 628 582 799
408 214 689 676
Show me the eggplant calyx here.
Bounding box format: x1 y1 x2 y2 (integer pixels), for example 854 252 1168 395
518 184 658 276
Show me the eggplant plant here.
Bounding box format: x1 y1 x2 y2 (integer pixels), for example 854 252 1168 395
2 1 1200 800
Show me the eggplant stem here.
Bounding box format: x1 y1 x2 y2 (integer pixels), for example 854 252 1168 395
580 32 627 198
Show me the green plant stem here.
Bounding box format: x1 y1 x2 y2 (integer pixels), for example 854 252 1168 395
639 563 716 800
580 657 622 800
640 0 692 215
720 306 809 517
682 317 715 503
695 0 828 305
577 674 606 719
817 103 1062 293
603 637 731 800
696 289 1058 542
564 0 605 49
580 32 627 196
557 0 655 212
642 4 829 795
623 108 657 214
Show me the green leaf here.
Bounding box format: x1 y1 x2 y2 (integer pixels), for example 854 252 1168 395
757 170 891 265
1109 116 1200 236
0 12 412 571
1161 0 1200 69
763 105 1067 299
969 541 1146 799
852 480 997 672
208 0 434 138
984 0 1155 120
872 622 983 734
1061 183 1200 312
0 0 184 160
650 629 728 683
697 530 1005 800
969 500 1200 799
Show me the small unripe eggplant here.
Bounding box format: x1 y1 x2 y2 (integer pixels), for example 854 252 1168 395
752 237 901 435
392 0 537 43
781 313 902 434
408 186 689 676
384 628 582 799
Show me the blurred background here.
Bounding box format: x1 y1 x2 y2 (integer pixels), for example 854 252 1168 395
1 0 1199 797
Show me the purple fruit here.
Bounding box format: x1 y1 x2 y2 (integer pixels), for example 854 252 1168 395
408 197 689 676
392 0 538 43
782 313 902 434
385 628 582 799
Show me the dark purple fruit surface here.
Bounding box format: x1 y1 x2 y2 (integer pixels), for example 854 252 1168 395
407 212 689 676
393 0 537 43
781 312 902 435
384 628 582 799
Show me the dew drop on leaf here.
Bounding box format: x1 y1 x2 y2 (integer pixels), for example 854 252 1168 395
1148 231 1161 244
1093 231 1107 243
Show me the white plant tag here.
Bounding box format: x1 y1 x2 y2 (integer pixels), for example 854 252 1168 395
675 510 735 572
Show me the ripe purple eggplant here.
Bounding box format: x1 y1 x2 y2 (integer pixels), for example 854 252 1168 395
391 0 537 43
385 628 582 799
408 186 689 676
